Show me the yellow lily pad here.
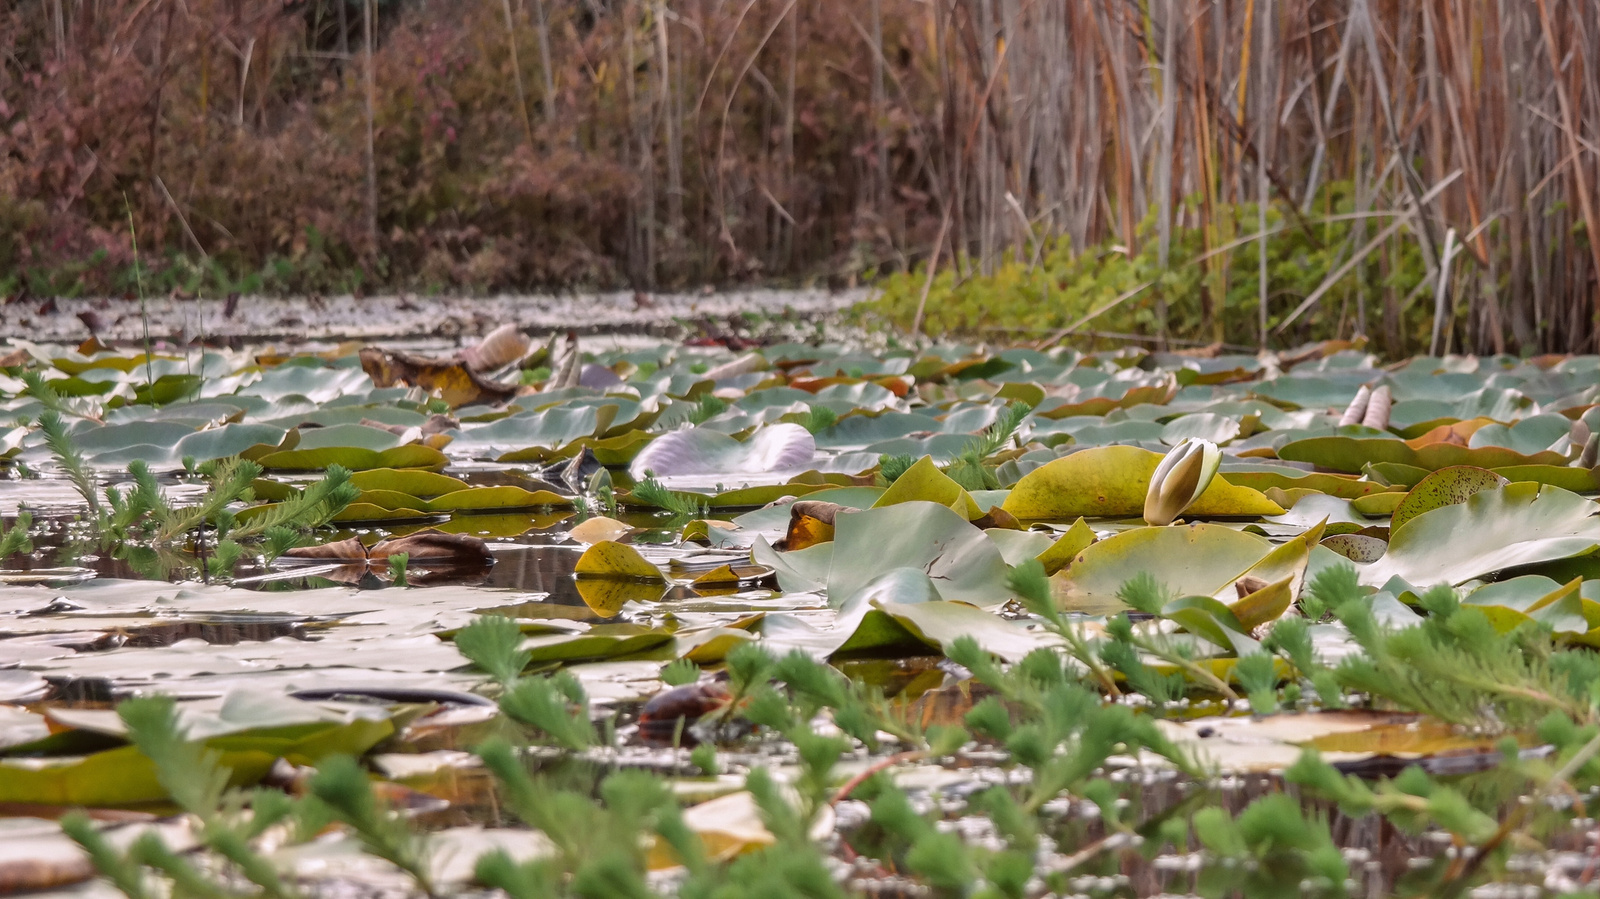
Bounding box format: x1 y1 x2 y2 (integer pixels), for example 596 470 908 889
1001 445 1283 521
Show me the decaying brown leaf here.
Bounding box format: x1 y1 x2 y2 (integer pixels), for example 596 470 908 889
280 536 368 562
0 847 94 894
638 680 733 745
973 505 1022 530
369 530 494 566
279 530 493 580
359 347 519 408
783 500 852 550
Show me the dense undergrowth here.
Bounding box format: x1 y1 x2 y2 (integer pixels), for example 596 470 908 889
868 188 1433 354
4 1 1599 353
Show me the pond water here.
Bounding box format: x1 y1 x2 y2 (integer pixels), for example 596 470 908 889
5 331 1600 897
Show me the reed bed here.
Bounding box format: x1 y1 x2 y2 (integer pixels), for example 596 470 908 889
1 0 1596 353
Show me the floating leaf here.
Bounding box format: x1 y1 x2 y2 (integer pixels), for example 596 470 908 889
1349 491 1405 517
574 541 667 582
629 423 815 478
1055 524 1274 612
1389 466 1507 533
569 516 635 545
1035 518 1096 575
1359 483 1600 586
1160 595 1259 655
870 455 982 519
574 579 667 617
1229 574 1295 632
425 486 571 513
1278 436 1567 474
1490 465 1600 492
1322 534 1388 563
257 444 448 471
348 468 471 497
1224 468 1396 499
1002 445 1282 521
827 502 1013 609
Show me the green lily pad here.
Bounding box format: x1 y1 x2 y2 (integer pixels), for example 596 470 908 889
425 486 572 513
872 455 982 519
1278 436 1568 474
521 624 675 665
1349 492 1406 517
348 468 472 497
1054 524 1274 612
1359 483 1600 587
257 444 448 471
1389 466 1508 533
0 691 394 806
705 483 827 509
1223 468 1396 499
449 405 616 454
330 502 439 524
1490 465 1600 493
575 541 666 582
828 502 1013 609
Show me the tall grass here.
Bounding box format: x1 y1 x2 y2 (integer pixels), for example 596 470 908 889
1 1 1596 353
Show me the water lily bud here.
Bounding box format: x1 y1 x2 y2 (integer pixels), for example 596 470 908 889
1144 438 1221 526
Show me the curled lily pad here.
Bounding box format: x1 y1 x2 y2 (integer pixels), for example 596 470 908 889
1463 576 1590 635
1229 574 1295 632
1322 534 1388 563
1035 518 1097 575
871 455 982 520
1002 445 1283 521
1160 595 1260 655
629 423 815 479
1349 492 1406 517
1359 483 1600 587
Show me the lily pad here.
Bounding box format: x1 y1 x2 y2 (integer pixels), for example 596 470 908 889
257 444 448 471
1001 445 1284 521
629 423 815 478
574 541 667 582
1278 436 1568 474
1359 483 1600 587
1389 466 1507 533
1055 524 1275 612
425 486 572 513
871 455 982 520
827 502 1013 609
